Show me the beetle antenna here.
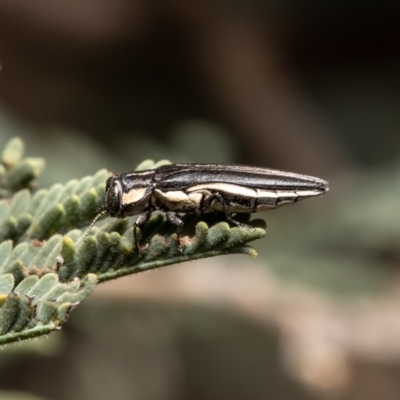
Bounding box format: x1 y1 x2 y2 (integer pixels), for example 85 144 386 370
84 207 108 242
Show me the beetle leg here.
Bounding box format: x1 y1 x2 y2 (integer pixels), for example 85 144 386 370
134 210 153 252
165 212 184 229
222 205 252 229
165 212 184 248
202 193 252 229
229 218 253 230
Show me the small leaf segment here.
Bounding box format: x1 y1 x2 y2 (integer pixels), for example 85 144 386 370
0 139 266 345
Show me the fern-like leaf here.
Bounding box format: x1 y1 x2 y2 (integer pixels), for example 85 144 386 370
0 139 267 345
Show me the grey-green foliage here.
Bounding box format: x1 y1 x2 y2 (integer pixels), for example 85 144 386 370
0 138 266 345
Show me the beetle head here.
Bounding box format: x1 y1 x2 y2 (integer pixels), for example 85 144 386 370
84 175 123 241
104 176 123 217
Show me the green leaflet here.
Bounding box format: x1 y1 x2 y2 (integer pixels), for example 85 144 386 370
58 214 266 282
0 139 267 345
0 169 108 243
0 138 45 195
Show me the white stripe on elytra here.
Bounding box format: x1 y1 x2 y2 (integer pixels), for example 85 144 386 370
187 183 257 197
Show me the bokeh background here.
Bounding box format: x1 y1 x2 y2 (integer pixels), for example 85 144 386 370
0 1 399 399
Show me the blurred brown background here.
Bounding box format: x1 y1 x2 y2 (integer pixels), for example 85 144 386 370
0 1 399 400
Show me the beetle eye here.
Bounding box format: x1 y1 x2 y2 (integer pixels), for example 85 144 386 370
106 179 121 216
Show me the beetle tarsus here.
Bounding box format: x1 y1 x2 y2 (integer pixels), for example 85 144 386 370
229 218 253 230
